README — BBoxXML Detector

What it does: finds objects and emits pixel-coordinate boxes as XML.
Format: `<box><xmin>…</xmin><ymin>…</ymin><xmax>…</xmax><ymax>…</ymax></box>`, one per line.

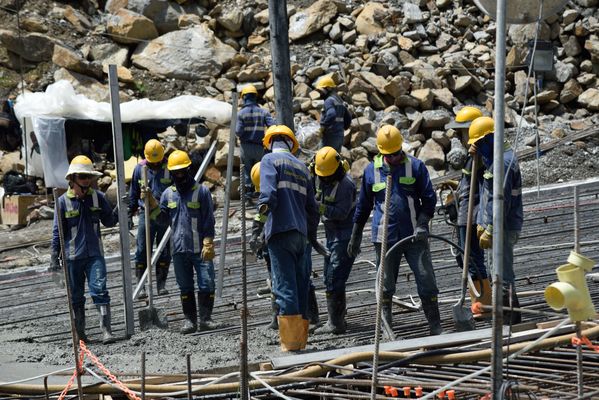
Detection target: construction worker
<box><xmin>311</xmin><ymin>147</ymin><xmax>357</xmax><ymax>334</ymax></box>
<box><xmin>468</xmin><ymin>116</ymin><xmax>524</xmax><ymax>324</ymax></box>
<box><xmin>315</xmin><ymin>76</ymin><xmax>352</xmax><ymax>152</ymax></box>
<box><xmin>51</xmin><ymin>155</ymin><xmax>118</xmax><ymax>344</ymax></box>
<box><xmin>236</xmin><ymin>84</ymin><xmax>275</xmax><ymax>199</ymax></box>
<box><xmin>149</xmin><ymin>150</ymin><xmax>218</xmax><ymax>334</ymax></box>
<box><xmin>251</xmin><ymin>125</ymin><xmax>322</xmax><ymax>351</ymax></box>
<box><xmin>442</xmin><ymin>106</ymin><xmax>491</xmax><ymax>318</ymax></box>
<box><xmin>128</xmin><ymin>139</ymin><xmax>172</xmax><ymax>297</ymax></box>
<box><xmin>348</xmin><ymin>125</ymin><xmax>442</xmax><ymax>336</ymax></box>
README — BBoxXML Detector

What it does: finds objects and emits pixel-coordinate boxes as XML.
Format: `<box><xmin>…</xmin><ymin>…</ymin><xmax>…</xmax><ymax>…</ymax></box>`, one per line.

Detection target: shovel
<box><xmin>452</xmin><ymin>155</ymin><xmax>478</xmax><ymax>332</ymax></box>
<box><xmin>138</xmin><ymin>165</ymin><xmax>169</xmax><ymax>331</ymax></box>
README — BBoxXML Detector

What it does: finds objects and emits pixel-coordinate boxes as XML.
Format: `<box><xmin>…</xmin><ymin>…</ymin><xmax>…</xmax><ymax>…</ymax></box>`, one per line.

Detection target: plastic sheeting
<box><xmin>33</xmin><ymin>117</ymin><xmax>69</xmax><ymax>189</ymax></box>
<box><xmin>14</xmin><ymin>80</ymin><xmax>232</xmax><ymax>126</ymax></box>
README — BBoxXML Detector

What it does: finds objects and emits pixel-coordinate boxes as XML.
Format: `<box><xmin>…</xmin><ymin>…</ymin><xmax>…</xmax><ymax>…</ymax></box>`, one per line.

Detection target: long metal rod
<box><xmin>52</xmin><ymin>188</ymin><xmax>84</xmax><ymax>399</ymax></box>
<box><xmin>141</xmin><ymin>352</ymin><xmax>146</xmax><ymax>400</ymax></box>
<box><xmin>216</xmin><ymin>91</ymin><xmax>238</xmax><ymax>297</ymax></box>
<box><xmin>108</xmin><ymin>64</ymin><xmax>135</xmax><ymax>337</ymax></box>
<box><xmin>187</xmin><ymin>354</ymin><xmax>192</xmax><ymax>400</ymax></box>
<box><xmin>133</xmin><ymin>141</ymin><xmax>218</xmax><ymax>299</ymax></box>
<box><xmin>239</xmin><ymin>163</ymin><xmax>249</xmax><ymax>400</ymax></box>
<box><xmin>370</xmin><ymin>174</ymin><xmax>392</xmax><ymax>400</ymax></box>
<box><xmin>142</xmin><ymin>165</ymin><xmax>155</xmax><ymax>308</ymax></box>
<box><xmin>574</xmin><ymin>186</ymin><xmax>580</xmax><ymax>253</ymax></box>
<box><xmin>574</xmin><ymin>185</ymin><xmax>584</xmax><ymax>398</ymax></box>
<box><xmin>490</xmin><ymin>0</ymin><xmax>507</xmax><ymax>393</ymax></box>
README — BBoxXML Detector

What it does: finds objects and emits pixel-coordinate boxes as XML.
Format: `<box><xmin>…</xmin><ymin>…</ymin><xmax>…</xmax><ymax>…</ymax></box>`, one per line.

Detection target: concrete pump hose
<box><xmin>3</xmin><ymin>323</ymin><xmax>598</xmax><ymax>396</ymax></box>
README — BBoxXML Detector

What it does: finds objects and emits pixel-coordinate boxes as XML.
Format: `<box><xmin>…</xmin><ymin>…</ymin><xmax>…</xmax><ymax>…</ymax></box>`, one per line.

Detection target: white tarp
<box><xmin>14</xmin><ymin>80</ymin><xmax>232</xmax><ymax>126</ymax></box>
<box><xmin>32</xmin><ymin>117</ymin><xmax>69</xmax><ymax>189</ymax></box>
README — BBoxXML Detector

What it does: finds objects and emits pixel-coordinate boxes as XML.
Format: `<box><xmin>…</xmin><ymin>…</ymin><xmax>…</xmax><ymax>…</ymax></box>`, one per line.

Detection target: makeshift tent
<box><xmin>14</xmin><ymin>81</ymin><xmax>232</xmax><ymax>188</ymax></box>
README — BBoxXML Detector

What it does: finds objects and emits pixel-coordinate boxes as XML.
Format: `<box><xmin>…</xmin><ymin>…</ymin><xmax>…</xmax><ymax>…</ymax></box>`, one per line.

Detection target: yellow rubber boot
<box><xmin>470</xmin><ymin>279</ymin><xmax>492</xmax><ymax>319</ymax></box>
<box><xmin>300</xmin><ymin>318</ymin><xmax>309</xmax><ymax>350</ymax></box>
<box><xmin>278</xmin><ymin>315</ymin><xmax>304</xmax><ymax>351</ymax></box>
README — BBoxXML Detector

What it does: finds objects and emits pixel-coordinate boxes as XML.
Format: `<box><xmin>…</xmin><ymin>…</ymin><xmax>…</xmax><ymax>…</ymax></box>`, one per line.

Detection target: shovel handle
<box><xmin>142</xmin><ymin>165</ymin><xmax>154</xmax><ymax>307</ymax></box>
<box><xmin>460</xmin><ymin>155</ymin><xmax>479</xmax><ymax>303</ymax></box>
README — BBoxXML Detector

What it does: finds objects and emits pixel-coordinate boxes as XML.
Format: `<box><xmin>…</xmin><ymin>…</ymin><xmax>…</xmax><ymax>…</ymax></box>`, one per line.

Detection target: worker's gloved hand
<box><xmin>317</xmin><ymin>201</ymin><xmax>326</xmax><ymax>216</ymax></box>
<box><xmin>468</xmin><ymin>143</ymin><xmax>478</xmax><ymax>155</ymax></box>
<box><xmin>202</xmin><ymin>237</ymin><xmax>215</xmax><ymax>261</ymax></box>
<box><xmin>479</xmin><ymin>226</ymin><xmax>493</xmax><ymax>249</ymax></box>
<box><xmin>347</xmin><ymin>223</ymin><xmax>365</xmax><ymax>258</ymax></box>
<box><xmin>249</xmin><ymin>219</ymin><xmax>265</xmax><ymax>254</ymax></box>
<box><xmin>140</xmin><ymin>186</ymin><xmax>158</xmax><ymax>209</ymax></box>
<box><xmin>440</xmin><ymin>180</ymin><xmax>459</xmax><ymax>190</ymax></box>
<box><xmin>476</xmin><ymin>224</ymin><xmax>486</xmax><ymax>240</ymax></box>
<box><xmin>309</xmin><ymin>233</ymin><xmax>330</xmax><ymax>258</ymax></box>
<box><xmin>414</xmin><ymin>214</ymin><xmax>431</xmax><ymax>241</ymax></box>
<box><xmin>49</xmin><ymin>251</ymin><xmax>61</xmax><ymax>272</ymax></box>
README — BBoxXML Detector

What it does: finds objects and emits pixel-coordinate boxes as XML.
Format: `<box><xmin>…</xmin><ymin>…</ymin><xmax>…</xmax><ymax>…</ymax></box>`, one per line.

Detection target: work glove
<box><xmin>476</xmin><ymin>224</ymin><xmax>486</xmax><ymax>240</ymax></box>
<box><xmin>347</xmin><ymin>222</ymin><xmax>365</xmax><ymax>258</ymax></box>
<box><xmin>249</xmin><ymin>219</ymin><xmax>265</xmax><ymax>254</ymax></box>
<box><xmin>439</xmin><ymin>180</ymin><xmax>459</xmax><ymax>190</ymax></box>
<box><xmin>309</xmin><ymin>232</ymin><xmax>330</xmax><ymax>257</ymax></box>
<box><xmin>414</xmin><ymin>214</ymin><xmax>431</xmax><ymax>241</ymax></box>
<box><xmin>140</xmin><ymin>186</ymin><xmax>158</xmax><ymax>210</ymax></box>
<box><xmin>49</xmin><ymin>251</ymin><xmax>61</xmax><ymax>272</ymax></box>
<box><xmin>202</xmin><ymin>237</ymin><xmax>215</xmax><ymax>261</ymax></box>
<box><xmin>127</xmin><ymin>207</ymin><xmax>135</xmax><ymax>229</ymax></box>
<box><xmin>317</xmin><ymin>200</ymin><xmax>327</xmax><ymax>216</ymax></box>
<box><xmin>479</xmin><ymin>225</ymin><xmax>493</xmax><ymax>249</ymax></box>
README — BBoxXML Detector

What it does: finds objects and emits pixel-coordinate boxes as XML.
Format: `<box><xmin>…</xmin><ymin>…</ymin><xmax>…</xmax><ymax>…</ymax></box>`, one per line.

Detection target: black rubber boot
<box><xmin>156</xmin><ymin>261</ymin><xmax>169</xmax><ymax>296</ymax></box>
<box><xmin>421</xmin><ymin>298</ymin><xmax>443</xmax><ymax>336</ymax></box>
<box><xmin>73</xmin><ymin>303</ymin><xmax>88</xmax><ymax>342</ymax></box>
<box><xmin>96</xmin><ymin>304</ymin><xmax>116</xmax><ymax>344</ymax></box>
<box><xmin>180</xmin><ymin>292</ymin><xmax>197</xmax><ymax>334</ymax></box>
<box><xmin>315</xmin><ymin>291</ymin><xmax>347</xmax><ymax>334</ymax></box>
<box><xmin>268</xmin><ymin>296</ymin><xmax>279</xmax><ymax>330</ymax></box>
<box><xmin>382</xmin><ymin>294</ymin><xmax>393</xmax><ymax>328</ymax></box>
<box><xmin>307</xmin><ymin>285</ymin><xmax>319</xmax><ymax>325</ymax></box>
<box><xmin>198</xmin><ymin>292</ymin><xmax>219</xmax><ymax>331</ymax></box>
<box><xmin>136</xmin><ymin>263</ymin><xmax>147</xmax><ymax>299</ymax></box>
<box><xmin>503</xmin><ymin>287</ymin><xmax>522</xmax><ymax>325</ymax></box>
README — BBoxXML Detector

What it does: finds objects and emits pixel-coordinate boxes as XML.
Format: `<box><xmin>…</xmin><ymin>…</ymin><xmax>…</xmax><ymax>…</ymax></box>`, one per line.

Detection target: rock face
<box><xmin>288</xmin><ymin>0</ymin><xmax>338</xmax><ymax>41</ymax></box>
<box><xmin>131</xmin><ymin>24</ymin><xmax>236</xmax><ymax>79</ymax></box>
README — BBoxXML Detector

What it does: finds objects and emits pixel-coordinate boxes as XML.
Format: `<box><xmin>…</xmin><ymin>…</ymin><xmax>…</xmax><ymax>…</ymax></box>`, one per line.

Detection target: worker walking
<box><xmin>150</xmin><ymin>150</ymin><xmax>218</xmax><ymax>334</ymax></box>
<box><xmin>348</xmin><ymin>125</ymin><xmax>442</xmax><ymax>336</ymax></box>
<box><xmin>128</xmin><ymin>139</ymin><xmax>172</xmax><ymax>297</ymax></box>
<box><xmin>51</xmin><ymin>155</ymin><xmax>118</xmax><ymax>344</ymax></box>
<box><xmin>468</xmin><ymin>116</ymin><xmax>524</xmax><ymax>324</ymax></box>
<box><xmin>251</xmin><ymin>125</ymin><xmax>322</xmax><ymax>351</ymax></box>
<box><xmin>442</xmin><ymin>107</ymin><xmax>491</xmax><ymax>318</ymax></box>
<box><xmin>311</xmin><ymin>147</ymin><xmax>357</xmax><ymax>335</ymax></box>
<box><xmin>236</xmin><ymin>84</ymin><xmax>275</xmax><ymax>200</ymax></box>
<box><xmin>315</xmin><ymin>76</ymin><xmax>352</xmax><ymax>152</ymax></box>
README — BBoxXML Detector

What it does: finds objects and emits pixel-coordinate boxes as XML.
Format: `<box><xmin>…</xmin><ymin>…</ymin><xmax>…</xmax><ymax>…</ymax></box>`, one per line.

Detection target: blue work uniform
<box><xmin>456</xmin><ymin>156</ymin><xmax>487</xmax><ymax>280</ymax></box>
<box><xmin>315</xmin><ymin>174</ymin><xmax>356</xmax><ymax>292</ymax></box>
<box><xmin>353</xmin><ymin>154</ymin><xmax>439</xmax><ymax>300</ymax></box>
<box><xmin>476</xmin><ymin>145</ymin><xmax>523</xmax><ymax>285</ymax></box>
<box><xmin>156</xmin><ymin>179</ymin><xmax>216</xmax><ymax>294</ymax></box>
<box><xmin>258</xmin><ymin>148</ymin><xmax>320</xmax><ymax>317</ymax></box>
<box><xmin>320</xmin><ymin>93</ymin><xmax>351</xmax><ymax>152</ymax></box>
<box><xmin>52</xmin><ymin>188</ymin><xmax>118</xmax><ymax>306</ymax></box>
<box><xmin>236</xmin><ymin>97</ymin><xmax>275</xmax><ymax>192</ymax></box>
<box><xmin>129</xmin><ymin>160</ymin><xmax>172</xmax><ymax>271</ymax></box>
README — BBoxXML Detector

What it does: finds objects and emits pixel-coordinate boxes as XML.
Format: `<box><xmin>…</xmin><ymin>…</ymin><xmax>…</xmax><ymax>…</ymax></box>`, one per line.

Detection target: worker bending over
<box><xmin>349</xmin><ymin>125</ymin><xmax>442</xmax><ymax>336</ymax></box>
<box><xmin>51</xmin><ymin>156</ymin><xmax>118</xmax><ymax>344</ymax></box>
<box><xmin>129</xmin><ymin>139</ymin><xmax>172</xmax><ymax>297</ymax></box>
<box><xmin>150</xmin><ymin>150</ymin><xmax>218</xmax><ymax>334</ymax></box>
<box><xmin>468</xmin><ymin>116</ymin><xmax>524</xmax><ymax>324</ymax></box>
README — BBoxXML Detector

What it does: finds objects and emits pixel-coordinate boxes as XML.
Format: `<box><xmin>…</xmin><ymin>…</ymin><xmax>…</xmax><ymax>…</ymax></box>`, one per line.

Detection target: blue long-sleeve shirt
<box><xmin>314</xmin><ymin>174</ymin><xmax>356</xmax><ymax>242</ymax></box>
<box><xmin>353</xmin><ymin>154</ymin><xmax>436</xmax><ymax>244</ymax></box>
<box><xmin>52</xmin><ymin>188</ymin><xmax>118</xmax><ymax>260</ymax></box>
<box><xmin>456</xmin><ymin>156</ymin><xmax>484</xmax><ymax>226</ymax></box>
<box><xmin>320</xmin><ymin>93</ymin><xmax>351</xmax><ymax>139</ymax></box>
<box><xmin>235</xmin><ymin>98</ymin><xmax>275</xmax><ymax>144</ymax></box>
<box><xmin>476</xmin><ymin>147</ymin><xmax>523</xmax><ymax>232</ymax></box>
<box><xmin>128</xmin><ymin>160</ymin><xmax>172</xmax><ymax>213</ymax></box>
<box><xmin>156</xmin><ymin>179</ymin><xmax>215</xmax><ymax>255</ymax></box>
<box><xmin>258</xmin><ymin>148</ymin><xmax>320</xmax><ymax>241</ymax></box>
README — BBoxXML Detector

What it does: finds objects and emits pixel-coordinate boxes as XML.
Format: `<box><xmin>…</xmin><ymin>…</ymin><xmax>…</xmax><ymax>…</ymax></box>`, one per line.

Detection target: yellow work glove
<box><xmin>479</xmin><ymin>226</ymin><xmax>492</xmax><ymax>249</ymax></box>
<box><xmin>140</xmin><ymin>186</ymin><xmax>158</xmax><ymax>210</ymax></box>
<box><xmin>476</xmin><ymin>224</ymin><xmax>486</xmax><ymax>240</ymax></box>
<box><xmin>440</xmin><ymin>180</ymin><xmax>459</xmax><ymax>190</ymax></box>
<box><xmin>202</xmin><ymin>237</ymin><xmax>215</xmax><ymax>261</ymax></box>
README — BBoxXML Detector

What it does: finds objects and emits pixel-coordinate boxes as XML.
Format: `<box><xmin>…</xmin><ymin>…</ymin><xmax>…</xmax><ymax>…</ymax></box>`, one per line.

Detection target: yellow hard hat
<box><xmin>445</xmin><ymin>106</ymin><xmax>483</xmax><ymax>129</ymax></box>
<box><xmin>251</xmin><ymin>162</ymin><xmax>261</xmax><ymax>191</ymax></box>
<box><xmin>241</xmin><ymin>84</ymin><xmax>258</xmax><ymax>97</ymax></box>
<box><xmin>262</xmin><ymin>124</ymin><xmax>299</xmax><ymax>153</ymax></box>
<box><xmin>314</xmin><ymin>146</ymin><xmax>341</xmax><ymax>177</ymax></box>
<box><xmin>144</xmin><ymin>139</ymin><xmax>165</xmax><ymax>163</ymax></box>
<box><xmin>167</xmin><ymin>150</ymin><xmax>192</xmax><ymax>171</ymax></box>
<box><xmin>316</xmin><ymin>75</ymin><xmax>336</xmax><ymax>89</ymax></box>
<box><xmin>376</xmin><ymin>125</ymin><xmax>403</xmax><ymax>155</ymax></box>
<box><xmin>65</xmin><ymin>155</ymin><xmax>102</xmax><ymax>179</ymax></box>
<box><xmin>468</xmin><ymin>116</ymin><xmax>495</xmax><ymax>145</ymax></box>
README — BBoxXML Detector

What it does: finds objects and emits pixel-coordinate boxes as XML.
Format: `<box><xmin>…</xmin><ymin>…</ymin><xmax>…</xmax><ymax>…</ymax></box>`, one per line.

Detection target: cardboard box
<box><xmin>1</xmin><ymin>195</ymin><xmax>45</xmax><ymax>225</ymax></box>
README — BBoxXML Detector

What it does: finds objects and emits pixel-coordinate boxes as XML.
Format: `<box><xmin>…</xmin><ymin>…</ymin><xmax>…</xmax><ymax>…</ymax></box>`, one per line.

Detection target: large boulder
<box><xmin>131</xmin><ymin>24</ymin><xmax>236</xmax><ymax>80</ymax></box>
<box><xmin>106</xmin><ymin>9</ymin><xmax>159</xmax><ymax>44</ymax></box>
<box><xmin>418</xmin><ymin>139</ymin><xmax>445</xmax><ymax>169</ymax></box>
<box><xmin>289</xmin><ymin>0</ymin><xmax>338</xmax><ymax>41</ymax></box>
<box><xmin>355</xmin><ymin>2</ymin><xmax>386</xmax><ymax>35</ymax></box>
<box><xmin>0</xmin><ymin>29</ymin><xmax>54</xmax><ymax>62</ymax></box>
<box><xmin>108</xmin><ymin>0</ymin><xmax>187</xmax><ymax>34</ymax></box>
<box><xmin>578</xmin><ymin>89</ymin><xmax>599</xmax><ymax>111</ymax></box>
<box><xmin>89</xmin><ymin>43</ymin><xmax>130</xmax><ymax>67</ymax></box>
<box><xmin>52</xmin><ymin>44</ymin><xmax>103</xmax><ymax>79</ymax></box>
